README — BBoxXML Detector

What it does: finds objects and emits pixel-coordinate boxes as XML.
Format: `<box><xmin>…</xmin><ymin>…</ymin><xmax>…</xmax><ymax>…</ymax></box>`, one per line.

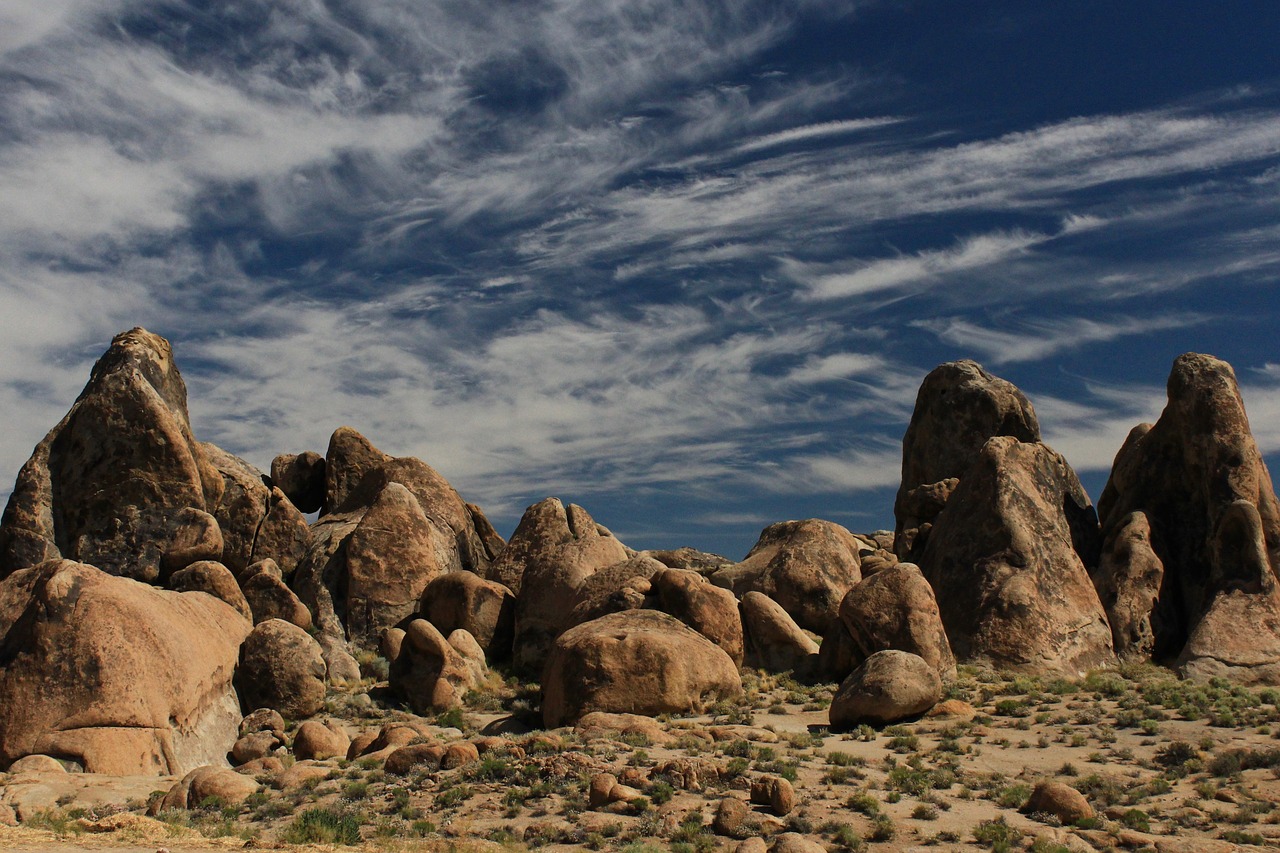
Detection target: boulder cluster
<box><xmin>1</xmin><ymin>329</ymin><xmax>1277</xmax><ymax>780</ymax></box>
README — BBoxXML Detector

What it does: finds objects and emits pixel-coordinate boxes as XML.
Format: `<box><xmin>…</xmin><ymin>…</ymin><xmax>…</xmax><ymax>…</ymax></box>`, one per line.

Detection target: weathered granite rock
<box><xmin>542</xmin><ymin>610</ymin><xmax>741</xmax><ymax>727</ymax></box>
<box><xmin>894</xmin><ymin>360</ymin><xmax>1040</xmax><ymax>561</ymax></box>
<box><xmin>234</xmin><ymin>619</ymin><xmax>327</xmax><ymax>719</ymax></box>
<box><xmin>168</xmin><ymin>560</ymin><xmax>250</xmax><ymax>621</ymax></box>
<box><xmin>740</xmin><ymin>591</ymin><xmax>819</xmax><ymax>673</ymax></box>
<box><xmin>270</xmin><ymin>451</ymin><xmax>326</xmax><ymax>514</ymax></box>
<box><xmin>829</xmin><ymin>650</ymin><xmax>941</xmax><ymax>727</ymax></box>
<box><xmin>241</xmin><ymin>560</ymin><xmax>312</xmax><ymax>629</ymax></box>
<box><xmin>388</xmin><ymin>618</ymin><xmax>484</xmax><ymax>714</ymax></box>
<box><xmin>0</xmin><ymin>560</ymin><xmax>249</xmax><ymax>774</ymax></box>
<box><xmin>419</xmin><ymin>571</ymin><xmax>516</xmax><ymax>658</ymax></box>
<box><xmin>710</xmin><ymin>519</ymin><xmax>866</xmax><ymax>634</ymax></box>
<box><xmin>500</xmin><ymin>498</ymin><xmax>630</xmax><ymax>671</ymax></box>
<box><xmin>1095</xmin><ymin>354</ymin><xmax>1280</xmax><ymax>682</ymax></box>
<box><xmin>919</xmin><ymin>436</ymin><xmax>1115</xmax><ymax>676</ymax></box>
<box><xmin>200</xmin><ymin>443</ymin><xmax>309</xmax><ymax>579</ymax></box>
<box><xmin>838</xmin><ymin>562</ymin><xmax>955</xmax><ymax>679</ymax></box>
<box><xmin>567</xmin><ymin>555</ymin><xmax>660</xmax><ymax>627</ymax></box>
<box><xmin>653</xmin><ymin>567</ymin><xmax>744</xmax><ymax>666</ymax></box>
<box><xmin>0</xmin><ymin>328</ymin><xmax>222</xmax><ymax>581</ymax></box>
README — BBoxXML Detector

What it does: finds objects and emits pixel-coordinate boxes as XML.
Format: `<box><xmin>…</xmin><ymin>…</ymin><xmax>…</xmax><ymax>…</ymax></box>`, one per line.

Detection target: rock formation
<box><xmin>829</xmin><ymin>649</ymin><xmax>941</xmax><ymax>728</ymax></box>
<box><xmin>1095</xmin><ymin>353</ymin><xmax>1280</xmax><ymax>682</ymax></box>
<box><xmin>542</xmin><ymin>610</ymin><xmax>741</xmax><ymax>727</ymax></box>
<box><xmin>918</xmin><ymin>436</ymin><xmax>1115</xmax><ymax>675</ymax></box>
<box><xmin>709</xmin><ymin>519</ymin><xmax>867</xmax><ymax>634</ymax></box>
<box><xmin>235</xmin><ymin>619</ymin><xmax>328</xmax><ymax>720</ymax></box>
<box><xmin>494</xmin><ymin>498</ymin><xmax>629</xmax><ymax>671</ymax></box>
<box><xmin>838</xmin><ymin>562</ymin><xmax>955</xmax><ymax>679</ymax></box>
<box><xmin>0</xmin><ymin>329</ymin><xmax>223</xmax><ymax>581</ymax></box>
<box><xmin>894</xmin><ymin>360</ymin><xmax>1040</xmax><ymax>561</ymax></box>
<box><xmin>419</xmin><ymin>570</ymin><xmax>516</xmax><ymax>658</ymax></box>
<box><xmin>0</xmin><ymin>560</ymin><xmax>249</xmax><ymax>774</ymax></box>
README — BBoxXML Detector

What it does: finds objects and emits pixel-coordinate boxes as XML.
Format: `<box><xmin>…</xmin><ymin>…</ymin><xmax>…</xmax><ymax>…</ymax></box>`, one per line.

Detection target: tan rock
<box><xmin>292</xmin><ymin>719</ymin><xmax>350</xmax><ymax>761</ymax></box>
<box><xmin>542</xmin><ymin>610</ymin><xmax>742</xmax><ymax>727</ymax></box>
<box><xmin>740</xmin><ymin>591</ymin><xmax>819</xmax><ymax>673</ymax></box>
<box><xmin>1022</xmin><ymin>779</ymin><xmax>1094</xmax><ymax>824</ymax></box>
<box><xmin>239</xmin><ymin>708</ymin><xmax>285</xmax><ymax>740</ymax></box>
<box><xmin>345</xmin><ymin>481</ymin><xmax>458</xmax><ymax>647</ymax></box>
<box><xmin>241</xmin><ymin>561</ymin><xmax>312</xmax><ymax>630</ymax></box>
<box><xmin>389</xmin><ymin>618</ymin><xmax>481</xmax><ymax>713</ymax></box>
<box><xmin>385</xmin><ymin>742</ymin><xmax>445</xmax><ymax>775</ymax></box>
<box><xmin>736</xmin><ymin>838</ymin><xmax>768</xmax><ymax>853</ymax></box>
<box><xmin>589</xmin><ymin>772</ymin><xmax>619</xmax><ymax>808</ymax></box>
<box><xmin>502</xmin><ymin>498</ymin><xmax>630</xmax><ymax>671</ymax></box>
<box><xmin>276</xmin><ymin>760</ymin><xmax>330</xmax><ymax>791</ymax></box>
<box><xmin>712</xmin><ymin>796</ymin><xmax>749</xmax><ymax>836</ymax></box>
<box><xmin>769</xmin><ymin>833</ymin><xmax>824</xmax><ymax>853</ymax></box>
<box><xmin>894</xmin><ymin>360</ymin><xmax>1040</xmax><ymax>561</ymax></box>
<box><xmin>161</xmin><ymin>507</ymin><xmax>223</xmax><ymax>576</ymax></box>
<box><xmin>919</xmin><ymin>437</ymin><xmax>1115</xmax><ymax>676</ymax></box>
<box><xmin>381</xmin><ymin>626</ymin><xmax>406</xmax><ymax>661</ymax></box>
<box><xmin>575</xmin><ymin>712</ymin><xmax>672</xmax><ymax>746</ymax></box>
<box><xmin>644</xmin><ymin>547</ymin><xmax>734</xmax><ymax>574</ymax></box>
<box><xmin>235</xmin><ymin>619</ymin><xmax>327</xmax><ymax>719</ymax></box>
<box><xmin>442</xmin><ymin>741</ymin><xmax>479</xmax><ymax>770</ymax></box>
<box><xmin>653</xmin><ymin>567</ymin><xmax>745</xmax><ymax>666</ymax></box>
<box><xmin>229</xmin><ymin>731</ymin><xmax>280</xmax><ymax>765</ymax></box>
<box><xmin>161</xmin><ymin>765</ymin><xmax>259</xmax><ymax>810</ymax></box>
<box><xmin>711</xmin><ymin>519</ymin><xmax>865</xmax><ymax>633</ymax></box>
<box><xmin>567</xmin><ymin>556</ymin><xmax>658</xmax><ymax>627</ymax></box>
<box><xmin>0</xmin><ymin>560</ymin><xmax>249</xmax><ymax>775</ymax></box>
<box><xmin>201</xmin><ymin>443</ymin><xmax>309</xmax><ymax>578</ymax></box>
<box><xmin>829</xmin><ymin>649</ymin><xmax>941</xmax><ymax>728</ymax></box>
<box><xmin>419</xmin><ymin>570</ymin><xmax>516</xmax><ymax>657</ymax></box>
<box><xmin>750</xmin><ymin>775</ymin><xmax>796</xmax><ymax>816</ymax></box>
<box><xmin>169</xmin><ymin>560</ymin><xmax>250</xmax><ymax>621</ymax></box>
<box><xmin>1096</xmin><ymin>354</ymin><xmax>1280</xmax><ymax>681</ymax></box>
<box><xmin>838</xmin><ymin>562</ymin><xmax>955</xmax><ymax>679</ymax></box>
<box><xmin>7</xmin><ymin>754</ymin><xmax>66</xmax><ymax>774</ymax></box>
<box><xmin>271</xmin><ymin>451</ymin><xmax>326</xmax><ymax>514</ymax></box>
<box><xmin>0</xmin><ymin>328</ymin><xmax>222</xmax><ymax>581</ymax></box>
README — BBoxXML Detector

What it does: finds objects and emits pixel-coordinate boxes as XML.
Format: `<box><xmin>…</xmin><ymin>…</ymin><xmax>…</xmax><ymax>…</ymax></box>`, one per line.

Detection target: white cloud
<box><xmin>915</xmin><ymin>313</ymin><xmax>1208</xmax><ymax>365</ymax></box>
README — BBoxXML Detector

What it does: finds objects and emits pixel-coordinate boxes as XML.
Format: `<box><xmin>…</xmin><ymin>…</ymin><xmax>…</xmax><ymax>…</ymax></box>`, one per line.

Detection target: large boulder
<box><xmin>829</xmin><ymin>650</ymin><xmax>941</xmax><ymax>728</ymax></box>
<box><xmin>919</xmin><ymin>436</ymin><xmax>1115</xmax><ymax>675</ymax></box>
<box><xmin>168</xmin><ymin>560</ymin><xmax>251</xmax><ymax>621</ymax></box>
<box><xmin>542</xmin><ymin>610</ymin><xmax>742</xmax><ymax>728</ymax></box>
<box><xmin>418</xmin><ymin>571</ymin><xmax>516</xmax><ymax>658</ymax></box>
<box><xmin>498</xmin><ymin>498</ymin><xmax>630</xmax><ymax>671</ymax></box>
<box><xmin>270</xmin><ymin>451</ymin><xmax>326</xmax><ymax>514</ymax></box>
<box><xmin>740</xmin><ymin>591</ymin><xmax>819</xmax><ymax>673</ymax></box>
<box><xmin>894</xmin><ymin>360</ymin><xmax>1040</xmax><ymax>561</ymax></box>
<box><xmin>344</xmin><ymin>482</ymin><xmax>458</xmax><ymax>646</ymax></box>
<box><xmin>235</xmin><ymin>619</ymin><xmax>327</xmax><ymax>720</ymax></box>
<box><xmin>838</xmin><ymin>562</ymin><xmax>955</xmax><ymax>679</ymax></box>
<box><xmin>0</xmin><ymin>560</ymin><xmax>250</xmax><ymax>774</ymax></box>
<box><xmin>652</xmin><ymin>567</ymin><xmax>744</xmax><ymax>666</ymax></box>
<box><xmin>241</xmin><ymin>560</ymin><xmax>312</xmax><ymax>630</ymax></box>
<box><xmin>1095</xmin><ymin>354</ymin><xmax>1280</xmax><ymax>682</ymax></box>
<box><xmin>200</xmin><ymin>443</ymin><xmax>310</xmax><ymax>579</ymax></box>
<box><xmin>709</xmin><ymin>519</ymin><xmax>867</xmax><ymax>634</ymax></box>
<box><xmin>388</xmin><ymin>618</ymin><xmax>485</xmax><ymax>713</ymax></box>
<box><xmin>0</xmin><ymin>328</ymin><xmax>223</xmax><ymax>581</ymax></box>
<box><xmin>292</xmin><ymin>427</ymin><xmax>502</xmax><ymax>662</ymax></box>
<box><xmin>567</xmin><ymin>555</ymin><xmax>662</xmax><ymax>627</ymax></box>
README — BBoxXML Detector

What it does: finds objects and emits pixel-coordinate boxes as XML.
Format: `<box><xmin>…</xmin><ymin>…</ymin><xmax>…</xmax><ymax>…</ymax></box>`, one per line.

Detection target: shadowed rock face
<box><xmin>0</xmin><ymin>329</ymin><xmax>223</xmax><ymax>582</ymax></box>
<box><xmin>894</xmin><ymin>360</ymin><xmax>1040</xmax><ymax>562</ymax></box>
<box><xmin>1095</xmin><ymin>353</ymin><xmax>1280</xmax><ymax>682</ymax></box>
<box><xmin>0</xmin><ymin>560</ymin><xmax>250</xmax><ymax>775</ymax></box>
<box><xmin>919</xmin><ymin>436</ymin><xmax>1114</xmax><ymax>676</ymax></box>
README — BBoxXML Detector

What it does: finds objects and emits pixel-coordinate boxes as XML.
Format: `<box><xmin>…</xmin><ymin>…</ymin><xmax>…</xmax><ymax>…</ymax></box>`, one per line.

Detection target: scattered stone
<box><xmin>713</xmin><ymin>796</ymin><xmax>749</xmax><ymax>835</ymax></box>
<box><xmin>442</xmin><ymin>741</ymin><xmax>480</xmax><ymax>770</ymax></box>
<box><xmin>750</xmin><ymin>775</ymin><xmax>796</xmax><ymax>816</ymax></box>
<box><xmin>384</xmin><ymin>743</ymin><xmax>445</xmax><ymax>775</ymax></box>
<box><xmin>1022</xmin><ymin>780</ymin><xmax>1094</xmax><ymax>824</ymax></box>
<box><xmin>292</xmin><ymin>720</ymin><xmax>350</xmax><ymax>761</ymax></box>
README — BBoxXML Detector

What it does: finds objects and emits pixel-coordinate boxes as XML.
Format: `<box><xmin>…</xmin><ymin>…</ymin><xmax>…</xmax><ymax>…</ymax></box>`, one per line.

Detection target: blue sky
<box><xmin>2</xmin><ymin>0</ymin><xmax>1279</xmax><ymax>558</ymax></box>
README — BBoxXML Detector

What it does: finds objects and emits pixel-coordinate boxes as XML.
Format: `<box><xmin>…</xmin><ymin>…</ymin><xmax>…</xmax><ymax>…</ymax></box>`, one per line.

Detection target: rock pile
<box><xmin>1</xmin><ymin>328</ymin><xmax>1278</xmax><ymax>781</ymax></box>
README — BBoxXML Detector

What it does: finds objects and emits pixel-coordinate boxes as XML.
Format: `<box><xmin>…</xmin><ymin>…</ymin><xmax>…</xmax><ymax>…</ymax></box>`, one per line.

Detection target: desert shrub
<box><xmin>282</xmin><ymin>808</ymin><xmax>361</xmax><ymax>846</ymax></box>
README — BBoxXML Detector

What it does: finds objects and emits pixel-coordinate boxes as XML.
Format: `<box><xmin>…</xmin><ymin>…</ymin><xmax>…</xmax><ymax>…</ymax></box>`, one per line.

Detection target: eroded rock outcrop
<box><xmin>234</xmin><ymin>619</ymin><xmax>327</xmax><ymax>720</ymax></box>
<box><xmin>1095</xmin><ymin>354</ymin><xmax>1280</xmax><ymax>681</ymax></box>
<box><xmin>919</xmin><ymin>436</ymin><xmax>1114</xmax><ymax>675</ymax></box>
<box><xmin>419</xmin><ymin>570</ymin><xmax>516</xmax><ymax>658</ymax></box>
<box><xmin>894</xmin><ymin>360</ymin><xmax>1040</xmax><ymax>561</ymax></box>
<box><xmin>388</xmin><ymin>619</ymin><xmax>486</xmax><ymax>714</ymax></box>
<box><xmin>838</xmin><ymin>562</ymin><xmax>955</xmax><ymax>679</ymax></box>
<box><xmin>542</xmin><ymin>610</ymin><xmax>741</xmax><ymax>727</ymax></box>
<box><xmin>709</xmin><ymin>519</ymin><xmax>866</xmax><ymax>634</ymax></box>
<box><xmin>495</xmin><ymin>498</ymin><xmax>630</xmax><ymax>671</ymax></box>
<box><xmin>0</xmin><ymin>329</ymin><xmax>223</xmax><ymax>581</ymax></box>
<box><xmin>0</xmin><ymin>560</ymin><xmax>250</xmax><ymax>774</ymax></box>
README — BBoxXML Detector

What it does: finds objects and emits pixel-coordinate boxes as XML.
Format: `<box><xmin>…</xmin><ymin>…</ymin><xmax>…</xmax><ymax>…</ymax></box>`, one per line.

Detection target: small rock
<box><xmin>713</xmin><ymin>797</ymin><xmax>748</xmax><ymax>836</ymax></box>
<box><xmin>1022</xmin><ymin>780</ymin><xmax>1093</xmax><ymax>824</ymax></box>
<box><xmin>750</xmin><ymin>775</ymin><xmax>796</xmax><ymax>816</ymax></box>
